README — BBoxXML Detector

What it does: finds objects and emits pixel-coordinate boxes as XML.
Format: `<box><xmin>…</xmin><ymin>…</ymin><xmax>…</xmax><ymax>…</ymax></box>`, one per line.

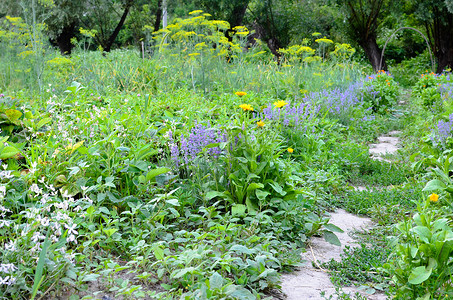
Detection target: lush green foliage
<box><xmin>0</xmin><ymin>8</ymin><xmax>452</xmax><ymax>300</ymax></box>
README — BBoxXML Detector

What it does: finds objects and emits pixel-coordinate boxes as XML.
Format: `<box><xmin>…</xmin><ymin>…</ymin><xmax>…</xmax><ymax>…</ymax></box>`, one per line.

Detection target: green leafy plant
<box><xmin>384</xmin><ymin>196</ymin><xmax>453</xmax><ymax>299</ymax></box>
<box><xmin>360</xmin><ymin>71</ymin><xmax>400</xmax><ymax>114</ymax></box>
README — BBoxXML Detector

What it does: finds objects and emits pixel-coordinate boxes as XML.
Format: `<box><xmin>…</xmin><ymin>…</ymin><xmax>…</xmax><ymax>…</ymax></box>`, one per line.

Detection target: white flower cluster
<box><xmin>0</xmin><ymin>263</ymin><xmax>17</xmax><ymax>285</ymax></box>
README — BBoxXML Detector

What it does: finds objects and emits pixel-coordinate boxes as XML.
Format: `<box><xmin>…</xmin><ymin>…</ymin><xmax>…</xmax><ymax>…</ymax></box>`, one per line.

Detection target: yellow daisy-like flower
<box><xmin>257</xmin><ymin>120</ymin><xmax>265</xmax><ymax>127</ymax></box>
<box><xmin>273</xmin><ymin>100</ymin><xmax>288</xmax><ymax>108</ymax></box>
<box><xmin>239</xmin><ymin>104</ymin><xmax>253</xmax><ymax>111</ymax></box>
<box><xmin>429</xmin><ymin>193</ymin><xmax>439</xmax><ymax>203</ymax></box>
<box><xmin>287</xmin><ymin>148</ymin><xmax>294</xmax><ymax>153</ymax></box>
<box><xmin>235</xmin><ymin>91</ymin><xmax>247</xmax><ymax>97</ymax></box>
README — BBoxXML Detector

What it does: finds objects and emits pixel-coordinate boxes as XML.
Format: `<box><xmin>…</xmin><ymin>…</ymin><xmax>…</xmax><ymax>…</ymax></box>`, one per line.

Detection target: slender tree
<box><xmin>81</xmin><ymin>0</ymin><xmax>135</xmax><ymax>52</ymax></box>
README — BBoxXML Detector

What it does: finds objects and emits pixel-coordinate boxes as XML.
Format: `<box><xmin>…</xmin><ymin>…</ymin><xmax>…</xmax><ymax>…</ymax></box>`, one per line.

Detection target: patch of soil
<box><xmin>369</xmin><ymin>131</ymin><xmax>401</xmax><ymax>160</ymax></box>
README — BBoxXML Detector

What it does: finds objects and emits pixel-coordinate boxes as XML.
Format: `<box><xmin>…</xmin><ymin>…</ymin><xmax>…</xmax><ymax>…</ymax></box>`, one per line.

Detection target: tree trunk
<box><xmin>252</xmin><ymin>21</ymin><xmax>282</xmax><ymax>59</ymax></box>
<box><xmin>437</xmin><ymin>46</ymin><xmax>453</xmax><ymax>73</ymax></box>
<box><xmin>154</xmin><ymin>0</ymin><xmax>163</xmax><ymax>32</ymax></box>
<box><xmin>434</xmin><ymin>14</ymin><xmax>453</xmax><ymax>73</ymax></box>
<box><xmin>104</xmin><ymin>0</ymin><xmax>133</xmax><ymax>52</ymax></box>
<box><xmin>56</xmin><ymin>22</ymin><xmax>77</xmax><ymax>55</ymax></box>
<box><xmin>360</xmin><ymin>36</ymin><xmax>386</xmax><ymax>72</ymax></box>
<box><xmin>225</xmin><ymin>1</ymin><xmax>250</xmax><ymax>41</ymax></box>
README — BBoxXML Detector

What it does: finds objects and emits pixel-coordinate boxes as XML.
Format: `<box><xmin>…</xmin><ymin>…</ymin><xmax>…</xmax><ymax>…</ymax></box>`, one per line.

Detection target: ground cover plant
<box><xmin>0</xmin><ymin>7</ymin><xmax>453</xmax><ymax>300</ymax></box>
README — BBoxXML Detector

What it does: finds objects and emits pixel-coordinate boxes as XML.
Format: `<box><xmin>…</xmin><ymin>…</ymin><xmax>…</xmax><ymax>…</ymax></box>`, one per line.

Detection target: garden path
<box><xmin>281</xmin><ymin>130</ymin><xmax>402</xmax><ymax>299</ymax></box>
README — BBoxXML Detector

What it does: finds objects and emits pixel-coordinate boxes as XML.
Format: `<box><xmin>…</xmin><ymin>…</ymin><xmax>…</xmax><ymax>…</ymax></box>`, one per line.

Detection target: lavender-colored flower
<box><xmin>431</xmin><ymin>113</ymin><xmax>453</xmax><ymax>149</ymax></box>
<box><xmin>172</xmin><ymin>122</ymin><xmax>227</xmax><ymax>168</ymax></box>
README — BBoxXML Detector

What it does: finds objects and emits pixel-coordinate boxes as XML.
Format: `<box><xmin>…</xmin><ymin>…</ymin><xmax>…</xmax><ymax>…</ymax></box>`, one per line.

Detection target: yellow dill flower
<box><xmin>257</xmin><ymin>120</ymin><xmax>265</xmax><ymax>127</ymax></box>
<box><xmin>189</xmin><ymin>10</ymin><xmax>203</xmax><ymax>15</ymax></box>
<box><xmin>235</xmin><ymin>91</ymin><xmax>247</xmax><ymax>97</ymax></box>
<box><xmin>429</xmin><ymin>193</ymin><xmax>439</xmax><ymax>202</ymax></box>
<box><xmin>287</xmin><ymin>148</ymin><xmax>294</xmax><ymax>153</ymax></box>
<box><xmin>239</xmin><ymin>104</ymin><xmax>253</xmax><ymax>111</ymax></box>
<box><xmin>273</xmin><ymin>100</ymin><xmax>288</xmax><ymax>108</ymax></box>
<box><xmin>315</xmin><ymin>37</ymin><xmax>334</xmax><ymax>44</ymax></box>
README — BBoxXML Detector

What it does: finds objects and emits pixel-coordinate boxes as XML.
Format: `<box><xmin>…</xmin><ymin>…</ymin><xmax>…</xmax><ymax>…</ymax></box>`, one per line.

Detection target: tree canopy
<box><xmin>1</xmin><ymin>0</ymin><xmax>452</xmax><ymax>71</ymax></box>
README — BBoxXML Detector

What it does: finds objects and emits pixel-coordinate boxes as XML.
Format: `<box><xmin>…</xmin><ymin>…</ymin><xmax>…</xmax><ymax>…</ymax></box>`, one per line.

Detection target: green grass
<box><xmin>321</xmin><ymin>243</ymin><xmax>391</xmax><ymax>287</ymax></box>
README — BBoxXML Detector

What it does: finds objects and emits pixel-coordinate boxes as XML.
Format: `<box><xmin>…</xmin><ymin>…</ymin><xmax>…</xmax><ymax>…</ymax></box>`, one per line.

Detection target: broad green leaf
<box><xmin>204</xmin><ymin>142</ymin><xmax>220</xmax><ymax>149</ymax></box>
<box><xmin>76</xmin><ymin>146</ymin><xmax>88</xmax><ymax>155</ymax></box>
<box><xmin>166</xmin><ymin>199</ymin><xmax>179</xmax><ymax>206</ymax></box>
<box><xmin>432</xmin><ymin>218</ymin><xmax>449</xmax><ymax>231</ymax></box>
<box><xmin>5</xmin><ymin>109</ymin><xmax>22</xmax><ymax>123</ymax></box>
<box><xmin>81</xmin><ymin>274</ymin><xmax>100</xmax><ymax>282</ymax></box>
<box><xmin>171</xmin><ymin>267</ymin><xmax>195</xmax><ymax>279</ymax></box>
<box><xmin>168</xmin><ymin>207</ymin><xmax>180</xmax><ymax>217</ymax></box>
<box><xmin>66</xmin><ymin>140</ymin><xmax>85</xmax><ymax>155</ymax></box>
<box><xmin>205</xmin><ymin>191</ymin><xmax>225</xmax><ymax>201</ymax></box>
<box><xmin>412</xmin><ymin>226</ymin><xmax>432</xmax><ymax>244</ymax></box>
<box><xmin>269</xmin><ymin>181</ymin><xmax>286</xmax><ymax>196</ymax></box>
<box><xmin>209</xmin><ymin>272</ymin><xmax>224</xmax><ymax>289</ymax></box>
<box><xmin>131</xmin><ymin>161</ymin><xmax>148</xmax><ymax>172</ymax></box>
<box><xmin>103</xmin><ymin>228</ymin><xmax>118</xmax><ymax>238</ymax></box>
<box><xmin>408</xmin><ymin>266</ymin><xmax>432</xmax><ymax>284</ymax></box>
<box><xmin>116</xmin><ymin>146</ymin><xmax>130</xmax><ymax>152</ymax></box>
<box><xmin>136</xmin><ymin>148</ymin><xmax>158</xmax><ymax>160</ymax></box>
<box><xmin>152</xmin><ymin>245</ymin><xmax>164</xmax><ymax>260</ymax></box>
<box><xmin>410</xmin><ymin>246</ymin><xmax>418</xmax><ymax>258</ymax></box>
<box><xmin>423</xmin><ymin>179</ymin><xmax>446</xmax><ymax>191</ymax></box>
<box><xmin>230</xmin><ymin>287</ymin><xmax>255</xmax><ymax>300</ymax></box>
<box><xmin>324</xmin><ymin>223</ymin><xmax>344</xmax><ymax>233</ymax></box>
<box><xmin>230</xmin><ymin>245</ymin><xmax>254</xmax><ymax>255</ymax></box>
<box><xmin>231</xmin><ymin>204</ymin><xmax>246</xmax><ymax>216</ymax></box>
<box><xmin>25</xmin><ymin>111</ymin><xmax>33</xmax><ymax>119</ymax></box>
<box><xmin>254</xmin><ymin>161</ymin><xmax>267</xmax><ymax>175</ymax></box>
<box><xmin>324</xmin><ymin>231</ymin><xmax>341</xmax><ymax>246</ymax></box>
<box><xmin>98</xmin><ymin>207</ymin><xmax>110</xmax><ymax>215</ymax></box>
<box><xmin>417</xmin><ymin>293</ymin><xmax>431</xmax><ymax>300</ymax></box>
<box><xmin>255</xmin><ymin>189</ymin><xmax>270</xmax><ymax>201</ymax></box>
<box><xmin>86</xmin><ymin>206</ymin><xmax>95</xmax><ymax>215</ymax></box>
<box><xmin>36</xmin><ymin>117</ymin><xmax>51</xmax><ymax>129</ymax></box>
<box><xmin>246</xmin><ymin>173</ymin><xmax>260</xmax><ymax>181</ymax></box>
<box><xmin>245</xmin><ymin>197</ymin><xmax>258</xmax><ymax>211</ymax></box>
<box><xmin>246</xmin><ymin>182</ymin><xmax>264</xmax><ymax>193</ymax></box>
<box><xmin>236</xmin><ymin>157</ymin><xmax>248</xmax><ymax>163</ymax></box>
<box><xmin>438</xmin><ymin>240</ymin><xmax>453</xmax><ymax>264</ymax></box>
<box><xmin>146</xmin><ymin>167</ymin><xmax>170</xmax><ymax>182</ymax></box>
<box><xmin>0</xmin><ymin>146</ymin><xmax>19</xmax><ymax>159</ymax></box>
<box><xmin>60</xmin><ymin>184</ymin><xmax>79</xmax><ymax>197</ymax></box>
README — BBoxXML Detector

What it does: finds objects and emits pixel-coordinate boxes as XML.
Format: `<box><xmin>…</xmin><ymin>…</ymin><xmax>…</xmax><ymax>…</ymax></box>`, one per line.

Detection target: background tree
<box><xmin>247</xmin><ymin>0</ymin><xmax>292</xmax><ymax>57</ymax></box>
<box><xmin>285</xmin><ymin>0</ymin><xmax>340</xmax><ymax>45</ymax></box>
<box><xmin>46</xmin><ymin>0</ymin><xmax>87</xmax><ymax>55</ymax></box>
<box><xmin>119</xmin><ymin>1</ymin><xmax>162</xmax><ymax>47</ymax></box>
<box><xmin>80</xmin><ymin>0</ymin><xmax>134</xmax><ymax>52</ymax></box>
<box><xmin>410</xmin><ymin>0</ymin><xmax>453</xmax><ymax>72</ymax></box>
<box><xmin>337</xmin><ymin>0</ymin><xmax>390</xmax><ymax>72</ymax></box>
